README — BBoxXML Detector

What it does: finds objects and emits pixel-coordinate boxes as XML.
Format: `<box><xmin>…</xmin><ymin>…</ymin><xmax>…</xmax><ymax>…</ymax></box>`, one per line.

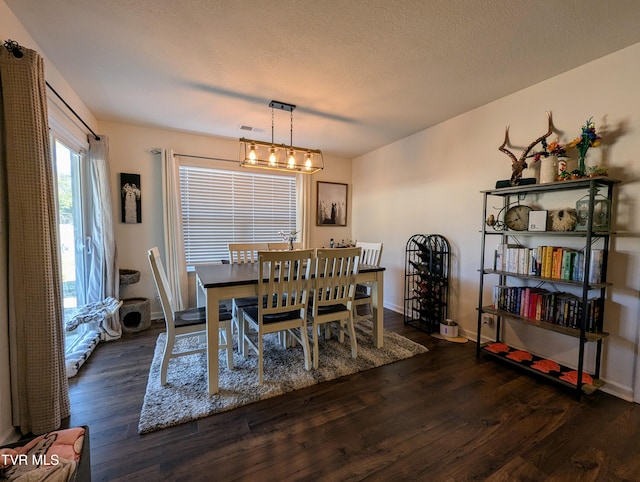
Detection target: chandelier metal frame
<box><xmin>239</xmin><ymin>100</ymin><xmax>323</xmax><ymax>174</ymax></box>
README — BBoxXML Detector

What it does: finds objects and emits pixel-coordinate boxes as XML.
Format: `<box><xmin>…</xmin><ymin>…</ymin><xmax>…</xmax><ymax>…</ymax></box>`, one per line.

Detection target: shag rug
<box><xmin>138</xmin><ymin>320</ymin><xmax>427</xmax><ymax>434</ymax></box>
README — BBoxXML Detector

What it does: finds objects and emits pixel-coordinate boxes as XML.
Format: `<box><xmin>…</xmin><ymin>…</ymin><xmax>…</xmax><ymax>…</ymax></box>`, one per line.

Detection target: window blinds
<box><xmin>179</xmin><ymin>166</ymin><xmax>297</xmax><ymax>265</ymax></box>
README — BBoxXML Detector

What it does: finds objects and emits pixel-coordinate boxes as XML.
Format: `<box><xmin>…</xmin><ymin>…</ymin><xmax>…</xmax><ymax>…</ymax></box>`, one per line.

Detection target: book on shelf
<box><xmin>551</xmin><ymin>247</ymin><xmax>563</xmax><ymax>279</ymax></box>
<box><xmin>542</xmin><ymin>246</ymin><xmax>553</xmax><ymax>278</ymax></box>
<box><xmin>589</xmin><ymin>249</ymin><xmax>604</xmax><ymax>284</ymax></box>
<box><xmin>561</xmin><ymin>249</ymin><xmax>579</xmax><ymax>281</ymax></box>
<box><xmin>490</xmin><ymin>284</ymin><xmax>603</xmax><ymax>332</ymax></box>
<box><xmin>493</xmin><ymin>243</ymin><xmax>603</xmax><ymax>285</ymax></box>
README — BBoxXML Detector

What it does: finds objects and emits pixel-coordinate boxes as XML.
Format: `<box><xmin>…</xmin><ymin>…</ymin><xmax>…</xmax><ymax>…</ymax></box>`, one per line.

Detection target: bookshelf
<box><xmin>476</xmin><ymin>177</ymin><xmax>620</xmax><ymax>398</ymax></box>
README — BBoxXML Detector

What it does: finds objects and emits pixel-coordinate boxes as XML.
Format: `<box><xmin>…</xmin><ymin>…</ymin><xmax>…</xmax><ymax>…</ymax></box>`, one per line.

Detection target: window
<box><xmin>179</xmin><ymin>166</ymin><xmax>297</xmax><ymax>265</ymax></box>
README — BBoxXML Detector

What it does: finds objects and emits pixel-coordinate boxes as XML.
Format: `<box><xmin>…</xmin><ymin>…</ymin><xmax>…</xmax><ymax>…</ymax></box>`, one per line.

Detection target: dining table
<box><xmin>195</xmin><ymin>262</ymin><xmax>386</xmax><ymax>395</ymax></box>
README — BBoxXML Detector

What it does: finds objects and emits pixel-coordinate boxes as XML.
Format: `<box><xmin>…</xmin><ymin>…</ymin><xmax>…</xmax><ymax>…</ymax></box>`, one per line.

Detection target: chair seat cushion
<box><xmin>243</xmin><ymin>305</ymin><xmax>302</xmax><ymax>324</ymax></box>
<box><xmin>233</xmin><ymin>296</ymin><xmax>259</xmax><ymax>308</ymax></box>
<box><xmin>354</xmin><ymin>290</ymin><xmax>370</xmax><ymax>300</ymax></box>
<box><xmin>355</xmin><ymin>284</ymin><xmax>370</xmax><ymax>298</ymax></box>
<box><xmin>308</xmin><ymin>299</ymin><xmax>349</xmax><ymax>315</ymax></box>
<box><xmin>175</xmin><ymin>305</ymin><xmax>232</xmax><ymax>328</ymax></box>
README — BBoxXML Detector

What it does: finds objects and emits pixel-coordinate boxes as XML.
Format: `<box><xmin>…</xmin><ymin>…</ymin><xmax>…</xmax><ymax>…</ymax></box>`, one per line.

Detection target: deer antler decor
<box><xmin>499</xmin><ymin>112</ymin><xmax>554</xmax><ymax>185</ymax></box>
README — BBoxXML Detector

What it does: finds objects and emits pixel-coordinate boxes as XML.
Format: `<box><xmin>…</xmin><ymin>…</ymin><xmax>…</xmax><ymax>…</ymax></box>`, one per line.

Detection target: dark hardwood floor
<box><xmin>63</xmin><ymin>310</ymin><xmax>640</xmax><ymax>481</ymax></box>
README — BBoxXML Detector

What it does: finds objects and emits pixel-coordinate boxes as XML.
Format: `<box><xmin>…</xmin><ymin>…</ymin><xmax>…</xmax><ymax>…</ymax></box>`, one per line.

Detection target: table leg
<box><xmin>206</xmin><ymin>287</ymin><xmax>220</xmax><ymax>395</ymax></box>
<box><xmin>371</xmin><ymin>272</ymin><xmax>384</xmax><ymax>348</ymax></box>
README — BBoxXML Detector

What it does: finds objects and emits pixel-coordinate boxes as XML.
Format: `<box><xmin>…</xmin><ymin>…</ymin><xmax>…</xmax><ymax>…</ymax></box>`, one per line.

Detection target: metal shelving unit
<box><xmin>476</xmin><ymin>176</ymin><xmax>620</xmax><ymax>398</ymax></box>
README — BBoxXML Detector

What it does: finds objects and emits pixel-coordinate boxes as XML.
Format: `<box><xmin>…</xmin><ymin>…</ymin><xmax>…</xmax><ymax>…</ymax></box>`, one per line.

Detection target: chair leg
<box><xmin>241</xmin><ymin>313</ymin><xmax>249</xmax><ymax>358</ymax></box>
<box><xmin>258</xmin><ymin>327</ymin><xmax>264</xmax><ymax>385</ymax></box>
<box><xmin>160</xmin><ymin>333</ymin><xmax>173</xmax><ymax>386</ymax></box>
<box><xmin>231</xmin><ymin>301</ymin><xmax>239</xmax><ymax>334</ymax></box>
<box><xmin>346</xmin><ymin>315</ymin><xmax>358</xmax><ymax>358</ymax></box>
<box><xmin>312</xmin><ymin>322</ymin><xmax>320</xmax><ymax>369</ymax></box>
<box><xmin>238</xmin><ymin>308</ymin><xmax>246</xmax><ymax>357</ymax></box>
<box><xmin>223</xmin><ymin>322</ymin><xmax>234</xmax><ymax>369</ymax></box>
<box><xmin>298</xmin><ymin>327</ymin><xmax>312</xmax><ymax>371</ymax></box>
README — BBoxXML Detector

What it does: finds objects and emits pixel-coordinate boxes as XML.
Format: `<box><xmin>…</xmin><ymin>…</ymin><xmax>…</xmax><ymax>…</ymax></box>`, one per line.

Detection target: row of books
<box><xmin>494</xmin><ymin>244</ymin><xmax>604</xmax><ymax>284</ymax></box>
<box><xmin>491</xmin><ymin>285</ymin><xmax>603</xmax><ymax>332</ymax></box>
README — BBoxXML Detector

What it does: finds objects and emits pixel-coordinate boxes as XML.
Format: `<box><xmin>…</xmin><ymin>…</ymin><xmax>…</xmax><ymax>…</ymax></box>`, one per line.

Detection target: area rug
<box><xmin>138</xmin><ymin>320</ymin><xmax>427</xmax><ymax>434</ymax></box>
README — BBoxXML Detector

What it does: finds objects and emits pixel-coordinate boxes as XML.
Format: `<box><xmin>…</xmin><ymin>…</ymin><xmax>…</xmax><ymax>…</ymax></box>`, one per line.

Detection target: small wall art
<box><xmin>317</xmin><ymin>181</ymin><xmax>347</xmax><ymax>226</ymax></box>
<box><xmin>120</xmin><ymin>173</ymin><xmax>142</xmax><ymax>223</ymax></box>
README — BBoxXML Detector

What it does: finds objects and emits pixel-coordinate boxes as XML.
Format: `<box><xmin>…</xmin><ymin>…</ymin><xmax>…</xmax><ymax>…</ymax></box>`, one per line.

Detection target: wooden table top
<box><xmin>195</xmin><ymin>263</ymin><xmax>385</xmax><ymax>289</ymax></box>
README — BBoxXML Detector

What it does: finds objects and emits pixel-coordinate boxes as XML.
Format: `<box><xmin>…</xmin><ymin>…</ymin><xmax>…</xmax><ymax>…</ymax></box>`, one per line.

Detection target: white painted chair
<box><xmin>228</xmin><ymin>243</ymin><xmax>269</xmax><ymax>264</ymax></box>
<box><xmin>307</xmin><ymin>247</ymin><xmax>361</xmax><ymax>369</ymax></box>
<box><xmin>148</xmin><ymin>247</ymin><xmax>233</xmax><ymax>385</ymax></box>
<box><xmin>353</xmin><ymin>241</ymin><xmax>383</xmax><ymax>322</ymax></box>
<box><xmin>227</xmin><ymin>243</ymin><xmax>269</xmax><ymax>348</ymax></box>
<box><xmin>241</xmin><ymin>249</ymin><xmax>314</xmax><ymax>384</ymax></box>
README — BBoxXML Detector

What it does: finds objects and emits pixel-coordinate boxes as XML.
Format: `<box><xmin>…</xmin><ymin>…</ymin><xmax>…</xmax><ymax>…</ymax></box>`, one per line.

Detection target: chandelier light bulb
<box><xmin>249</xmin><ymin>143</ymin><xmax>257</xmax><ymax>164</ymax></box>
<box><xmin>269</xmin><ymin>147</ymin><xmax>277</xmax><ymax>166</ymax></box>
<box><xmin>304</xmin><ymin>152</ymin><xmax>312</xmax><ymax>170</ymax></box>
<box><xmin>288</xmin><ymin>150</ymin><xmax>296</xmax><ymax>169</ymax></box>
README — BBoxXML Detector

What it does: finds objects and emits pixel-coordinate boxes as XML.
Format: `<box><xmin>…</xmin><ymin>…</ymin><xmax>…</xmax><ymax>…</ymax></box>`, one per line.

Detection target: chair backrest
<box><xmin>257</xmin><ymin>249</ymin><xmax>314</xmax><ymax>320</ymax></box>
<box><xmin>356</xmin><ymin>241</ymin><xmax>383</xmax><ymax>266</ymax></box>
<box><xmin>267</xmin><ymin>242</ymin><xmax>303</xmax><ymax>251</ymax></box>
<box><xmin>313</xmin><ymin>248</ymin><xmax>361</xmax><ymax>311</ymax></box>
<box><xmin>148</xmin><ymin>247</ymin><xmax>176</xmax><ymax>327</ymax></box>
<box><xmin>228</xmin><ymin>243</ymin><xmax>269</xmax><ymax>264</ymax></box>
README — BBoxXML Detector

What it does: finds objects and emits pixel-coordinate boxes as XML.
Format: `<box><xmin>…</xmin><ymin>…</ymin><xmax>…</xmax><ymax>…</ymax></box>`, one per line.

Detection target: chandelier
<box><xmin>239</xmin><ymin>100</ymin><xmax>323</xmax><ymax>174</ymax></box>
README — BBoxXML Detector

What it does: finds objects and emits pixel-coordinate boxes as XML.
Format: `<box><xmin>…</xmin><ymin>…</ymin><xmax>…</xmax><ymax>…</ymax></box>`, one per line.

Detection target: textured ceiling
<box><xmin>6</xmin><ymin>0</ymin><xmax>640</xmax><ymax>158</ymax></box>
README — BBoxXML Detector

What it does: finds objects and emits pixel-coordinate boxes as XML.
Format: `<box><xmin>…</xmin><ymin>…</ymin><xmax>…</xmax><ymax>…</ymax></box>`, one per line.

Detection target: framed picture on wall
<box><xmin>120</xmin><ymin>173</ymin><xmax>142</xmax><ymax>223</ymax></box>
<box><xmin>317</xmin><ymin>181</ymin><xmax>347</xmax><ymax>226</ymax></box>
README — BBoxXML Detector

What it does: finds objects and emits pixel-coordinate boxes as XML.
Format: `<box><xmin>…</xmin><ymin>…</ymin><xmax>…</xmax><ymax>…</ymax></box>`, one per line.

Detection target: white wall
<box><xmin>353</xmin><ymin>43</ymin><xmax>640</xmax><ymax>401</ymax></box>
<box><xmin>100</xmin><ymin>121</ymin><xmax>352</xmax><ymax>316</ymax></box>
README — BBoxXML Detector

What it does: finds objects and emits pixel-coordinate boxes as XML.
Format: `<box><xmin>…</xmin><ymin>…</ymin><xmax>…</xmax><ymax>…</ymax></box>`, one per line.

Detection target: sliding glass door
<box><xmin>52</xmin><ymin>137</ymin><xmax>87</xmax><ymax>350</ymax></box>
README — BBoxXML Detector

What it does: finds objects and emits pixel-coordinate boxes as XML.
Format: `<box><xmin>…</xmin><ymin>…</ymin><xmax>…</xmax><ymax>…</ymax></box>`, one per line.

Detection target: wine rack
<box><xmin>404</xmin><ymin>234</ymin><xmax>450</xmax><ymax>333</ymax></box>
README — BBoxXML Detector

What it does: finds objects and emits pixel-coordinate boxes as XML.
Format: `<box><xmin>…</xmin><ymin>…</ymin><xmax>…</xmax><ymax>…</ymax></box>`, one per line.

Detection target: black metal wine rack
<box><xmin>404</xmin><ymin>234</ymin><xmax>451</xmax><ymax>333</ymax></box>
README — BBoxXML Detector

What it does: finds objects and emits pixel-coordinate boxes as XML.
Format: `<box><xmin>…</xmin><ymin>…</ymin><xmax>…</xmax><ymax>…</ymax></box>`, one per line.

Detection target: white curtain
<box><xmin>297</xmin><ymin>174</ymin><xmax>312</xmax><ymax>248</ymax></box>
<box><xmin>86</xmin><ymin>135</ymin><xmax>121</xmax><ymax>340</ymax></box>
<box><xmin>161</xmin><ymin>149</ymin><xmax>188</xmax><ymax>310</ymax></box>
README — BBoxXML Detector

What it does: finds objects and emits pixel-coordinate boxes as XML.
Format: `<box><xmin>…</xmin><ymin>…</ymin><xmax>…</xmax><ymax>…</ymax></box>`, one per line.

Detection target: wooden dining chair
<box><xmin>353</xmin><ymin>242</ymin><xmax>383</xmax><ymax>322</ymax></box>
<box><xmin>148</xmin><ymin>247</ymin><xmax>234</xmax><ymax>385</ymax></box>
<box><xmin>228</xmin><ymin>243</ymin><xmax>269</xmax><ymax>264</ymax></box>
<box><xmin>241</xmin><ymin>249</ymin><xmax>314</xmax><ymax>384</ymax></box>
<box><xmin>227</xmin><ymin>243</ymin><xmax>270</xmax><ymax>347</ymax></box>
<box><xmin>308</xmin><ymin>247</ymin><xmax>361</xmax><ymax>369</ymax></box>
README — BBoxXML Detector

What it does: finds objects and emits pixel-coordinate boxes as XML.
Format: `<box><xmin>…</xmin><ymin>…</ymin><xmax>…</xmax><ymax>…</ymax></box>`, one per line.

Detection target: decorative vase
<box><xmin>288</xmin><ymin>238</ymin><xmax>294</xmax><ymax>250</ymax></box>
<box><xmin>539</xmin><ymin>155</ymin><xmax>558</xmax><ymax>184</ymax></box>
<box><xmin>578</xmin><ymin>149</ymin><xmax>599</xmax><ymax>176</ymax></box>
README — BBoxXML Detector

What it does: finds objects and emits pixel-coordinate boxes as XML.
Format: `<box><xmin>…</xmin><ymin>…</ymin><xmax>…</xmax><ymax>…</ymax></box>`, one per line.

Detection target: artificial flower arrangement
<box><xmin>566</xmin><ymin>117</ymin><xmax>601</xmax><ymax>176</ymax></box>
<box><xmin>278</xmin><ymin>230</ymin><xmax>299</xmax><ymax>242</ymax></box>
<box><xmin>530</xmin><ymin>138</ymin><xmax>567</xmax><ymax>162</ymax></box>
<box><xmin>547</xmin><ymin>140</ymin><xmax>567</xmax><ymax>157</ymax></box>
<box><xmin>277</xmin><ymin>230</ymin><xmax>299</xmax><ymax>249</ymax></box>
